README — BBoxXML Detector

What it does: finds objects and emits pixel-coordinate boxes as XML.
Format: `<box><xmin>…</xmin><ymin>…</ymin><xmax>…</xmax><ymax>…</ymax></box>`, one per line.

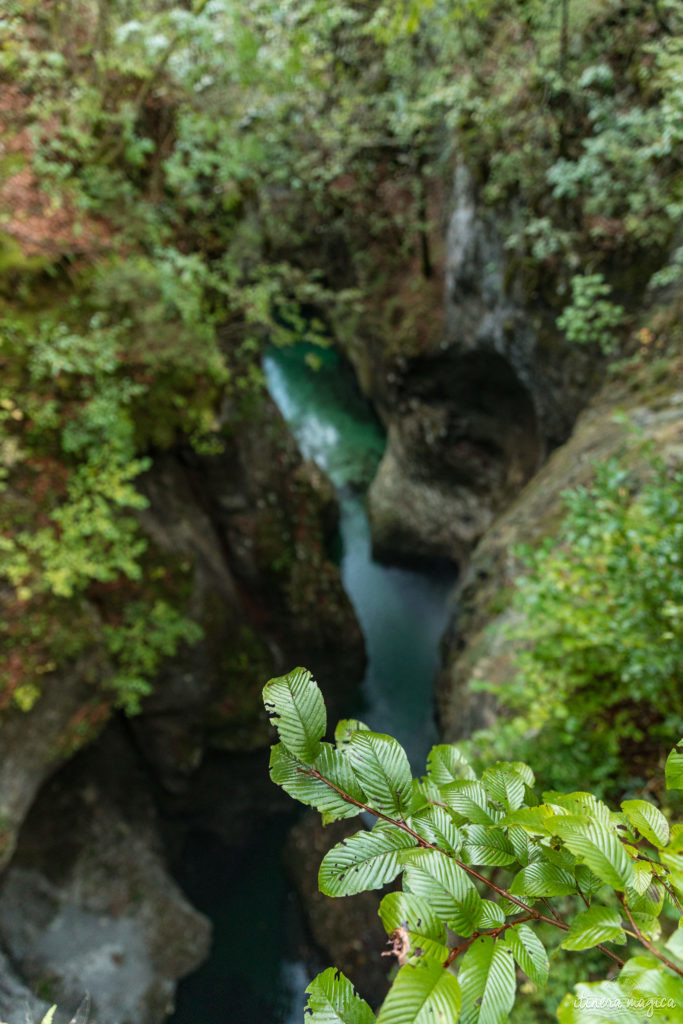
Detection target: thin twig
<box><xmin>444</xmin><ymin>915</ymin><xmax>535</xmax><ymax>967</ymax></box>
<box><xmin>620</xmin><ymin>896</ymin><xmax>683</xmax><ymax>979</ymax></box>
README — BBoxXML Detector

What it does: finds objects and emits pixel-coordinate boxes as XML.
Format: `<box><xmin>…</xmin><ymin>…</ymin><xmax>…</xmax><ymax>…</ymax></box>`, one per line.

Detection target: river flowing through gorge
<box><xmin>170</xmin><ymin>342</ymin><xmax>456</xmax><ymax>1023</ymax></box>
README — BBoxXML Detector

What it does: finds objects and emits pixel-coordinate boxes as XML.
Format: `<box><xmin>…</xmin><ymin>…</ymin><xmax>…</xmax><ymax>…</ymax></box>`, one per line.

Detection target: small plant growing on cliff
<box><xmin>556</xmin><ymin>273</ymin><xmax>625</xmax><ymax>355</ymax></box>
<box><xmin>264</xmin><ymin>668</ymin><xmax>683</xmax><ymax>1024</ymax></box>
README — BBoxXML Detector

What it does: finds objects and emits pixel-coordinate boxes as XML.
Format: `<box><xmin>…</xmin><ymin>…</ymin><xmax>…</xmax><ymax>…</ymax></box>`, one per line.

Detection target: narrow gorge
<box><xmin>1</xmin><ymin>3</ymin><xmax>681</xmax><ymax>1023</ymax></box>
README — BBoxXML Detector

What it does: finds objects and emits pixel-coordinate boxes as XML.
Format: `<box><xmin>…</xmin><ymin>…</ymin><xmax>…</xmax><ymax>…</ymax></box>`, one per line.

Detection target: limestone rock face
<box><xmin>436</xmin><ymin>380</ymin><xmax>683</xmax><ymax>742</ymax></box>
<box><xmin>366</xmin><ymin>164</ymin><xmax>600</xmax><ymax>565</ymax></box>
<box><xmin>0</xmin><ymin>644</ymin><xmax>110</xmax><ymax>874</ymax></box>
<box><xmin>0</xmin><ymin>950</ymin><xmax>51</xmax><ymax>1024</ymax></box>
<box><xmin>132</xmin><ymin>391</ymin><xmax>365</xmax><ymax>791</ymax></box>
<box><xmin>0</xmin><ymin>726</ymin><xmax>211</xmax><ymax>1024</ymax></box>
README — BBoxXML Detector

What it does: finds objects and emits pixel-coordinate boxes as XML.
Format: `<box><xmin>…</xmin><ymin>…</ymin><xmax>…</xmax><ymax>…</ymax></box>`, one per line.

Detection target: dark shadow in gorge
<box><xmin>392</xmin><ymin>347</ymin><xmax>541</xmax><ymax>499</ymax></box>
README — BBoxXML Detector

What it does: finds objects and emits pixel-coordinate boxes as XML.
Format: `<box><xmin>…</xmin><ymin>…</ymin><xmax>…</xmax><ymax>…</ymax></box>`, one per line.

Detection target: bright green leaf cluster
<box><xmin>264</xmin><ymin>669</ymin><xmax>683</xmax><ymax>1024</ymax></box>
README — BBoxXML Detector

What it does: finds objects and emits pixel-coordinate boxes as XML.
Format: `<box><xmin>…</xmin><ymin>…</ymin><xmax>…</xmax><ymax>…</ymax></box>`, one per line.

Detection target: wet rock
<box><xmin>0</xmin><ymin>643</ymin><xmax>113</xmax><ymax>873</ymax></box>
<box><xmin>0</xmin><ymin>725</ymin><xmax>210</xmax><ymax>1024</ymax></box>
<box><xmin>366</xmin><ymin>162</ymin><xmax>601</xmax><ymax>565</ymax></box>
<box><xmin>132</xmin><ymin>391</ymin><xmax>365</xmax><ymax>791</ymax></box>
<box><xmin>0</xmin><ymin>949</ymin><xmax>51</xmax><ymax>1024</ymax></box>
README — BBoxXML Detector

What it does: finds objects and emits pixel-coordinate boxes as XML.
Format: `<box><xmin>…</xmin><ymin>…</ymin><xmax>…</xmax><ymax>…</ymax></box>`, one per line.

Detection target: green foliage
<box><xmin>264</xmin><ymin>669</ymin><xmax>683</xmax><ymax>1024</ymax></box>
<box><xmin>0</xmin><ymin>298</ymin><xmax>211</xmax><ymax>713</ymax></box>
<box><xmin>103</xmin><ymin>599</ymin><xmax>203</xmax><ymax>714</ymax></box>
<box><xmin>556</xmin><ymin>274</ymin><xmax>625</xmax><ymax>354</ymax></box>
<box><xmin>465</xmin><ymin>453</ymin><xmax>683</xmax><ymax>797</ymax></box>
<box><xmin>0</xmin><ymin>313</ymin><xmax>151</xmax><ymax>601</ymax></box>
<box><xmin>305</xmin><ymin>969</ymin><xmax>375</xmax><ymax>1024</ymax></box>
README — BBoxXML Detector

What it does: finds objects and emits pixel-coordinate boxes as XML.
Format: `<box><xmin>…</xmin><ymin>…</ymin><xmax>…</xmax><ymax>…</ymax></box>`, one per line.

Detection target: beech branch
<box><xmin>303</xmin><ymin>765</ymin><xmax>627</xmax><ymax>969</ymax></box>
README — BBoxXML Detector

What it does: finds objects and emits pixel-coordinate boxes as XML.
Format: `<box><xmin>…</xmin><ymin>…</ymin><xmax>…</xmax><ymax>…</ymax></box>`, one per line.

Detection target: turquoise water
<box><xmin>264</xmin><ymin>342</ymin><xmax>457</xmax><ymax>768</ymax></box>
<box><xmin>262</xmin><ymin>343</ymin><xmax>385</xmax><ymax>492</ymax></box>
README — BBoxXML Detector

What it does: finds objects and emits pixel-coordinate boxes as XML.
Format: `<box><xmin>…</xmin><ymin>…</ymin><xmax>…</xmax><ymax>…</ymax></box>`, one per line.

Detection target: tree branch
<box><xmin>302</xmin><ymin>765</ymin><xmax>627</xmax><ymax>968</ymax></box>
<box><xmin>620</xmin><ymin>896</ymin><xmax>683</xmax><ymax>978</ymax></box>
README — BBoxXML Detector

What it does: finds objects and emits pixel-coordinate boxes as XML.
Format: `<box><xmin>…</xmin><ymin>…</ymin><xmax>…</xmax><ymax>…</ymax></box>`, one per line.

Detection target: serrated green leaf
<box><xmin>263</xmin><ymin>667</ymin><xmax>325</xmax><ymax>762</ymax></box>
<box><xmin>449</xmin><ymin>886</ymin><xmax>483</xmax><ymax>937</ymax></box>
<box><xmin>550</xmin><ymin>818</ymin><xmax>634</xmax><ymax>891</ymax></box>
<box><xmin>410</xmin><ymin>804</ymin><xmax>463</xmax><ymax>855</ymax></box>
<box><xmin>482</xmin><ymin>764</ymin><xmax>527</xmax><ymax>811</ymax></box>
<box><xmin>508</xmin><ymin>762</ymin><xmax>535</xmax><ymax>787</ymax></box>
<box><xmin>499</xmin><ymin>805</ymin><xmax>562</xmax><ymax>834</ymax></box>
<box><xmin>476</xmin><ymin>900</ymin><xmax>506</xmax><ymax>929</ymax></box>
<box><xmin>346</xmin><ymin>731</ymin><xmax>412</xmax><ymax>817</ymax></box>
<box><xmin>543</xmin><ymin>791</ymin><xmax>612</xmax><ymax>826</ymax></box>
<box><xmin>611</xmin><ymin>812</ymin><xmax>636</xmax><ymax>841</ymax></box>
<box><xmin>269</xmin><ymin>743</ymin><xmax>361</xmax><ymax>823</ymax></box>
<box><xmin>665</xmin><ymin>741</ymin><xmax>683</xmax><ymax>791</ymax></box>
<box><xmin>504</xmin><ymin>923</ymin><xmax>549</xmax><ymax>987</ymax></box>
<box><xmin>619</xmin><ymin>954</ymin><xmax>683</xmax><ymax>1010</ymax></box>
<box><xmin>305</xmin><ymin>967</ymin><xmax>376</xmax><ymax>1024</ymax></box>
<box><xmin>498</xmin><ymin>895</ymin><xmax>534</xmax><ymax>915</ymax></box>
<box><xmin>626</xmin><ymin>881</ymin><xmax>663</xmax><ymax>917</ymax></box>
<box><xmin>665</xmin><ymin>921</ymin><xmax>683</xmax><ymax>963</ymax></box>
<box><xmin>461</xmin><ymin>824</ymin><xmax>517</xmax><ymax>867</ymax></box>
<box><xmin>409</xmin><ymin>777</ymin><xmax>442</xmax><ymax>815</ymax></box>
<box><xmin>459</xmin><ymin>936</ymin><xmax>516</xmax><ymax>1024</ymax></box>
<box><xmin>628</xmin><ymin>861</ymin><xmax>654</xmax><ymax>895</ymax></box>
<box><xmin>557</xmin><ymin>980</ymin><xmax>643</xmax><ymax>1024</ymax></box>
<box><xmin>670</xmin><ymin>825</ymin><xmax>683</xmax><ymax>853</ymax></box>
<box><xmin>40</xmin><ymin>1010</ymin><xmax>57</xmax><ymax>1024</ymax></box>
<box><xmin>377</xmin><ymin>959</ymin><xmax>461</xmax><ymax>1024</ymax></box>
<box><xmin>319</xmin><ymin>823</ymin><xmax>415</xmax><ymax>897</ymax></box>
<box><xmin>629</xmin><ymin>912</ymin><xmax>661</xmax><ymax>942</ymax></box>
<box><xmin>401</xmin><ymin>847</ymin><xmax>475</xmax><ymax>924</ymax></box>
<box><xmin>426</xmin><ymin>744</ymin><xmax>477</xmax><ymax>784</ymax></box>
<box><xmin>663</xmin><ymin>925</ymin><xmax>683</xmax><ymax>970</ymax></box>
<box><xmin>574</xmin><ymin>864</ymin><xmax>607</xmax><ymax>899</ymax></box>
<box><xmin>542</xmin><ymin>843</ymin><xmax>578</xmax><ymax>872</ymax></box>
<box><xmin>335</xmin><ymin>718</ymin><xmax>371</xmax><ymax>746</ymax></box>
<box><xmin>561</xmin><ymin>906</ymin><xmax>625</xmax><ymax>951</ymax></box>
<box><xmin>508</xmin><ymin>825</ymin><xmax>534</xmax><ymax>866</ymax></box>
<box><xmin>379</xmin><ymin>891</ymin><xmax>450</xmax><ymax>964</ymax></box>
<box><xmin>439</xmin><ymin>780</ymin><xmax>496</xmax><ymax>825</ymax></box>
<box><xmin>621</xmin><ymin>799</ymin><xmax>670</xmax><ymax>849</ymax></box>
<box><xmin>660</xmin><ymin>848</ymin><xmax>683</xmax><ymax>900</ymax></box>
<box><xmin>509</xmin><ymin>862</ymin><xmax>577</xmax><ymax>898</ymax></box>
<box><xmin>316</xmin><ymin>742</ymin><xmax>369</xmax><ymax>807</ymax></box>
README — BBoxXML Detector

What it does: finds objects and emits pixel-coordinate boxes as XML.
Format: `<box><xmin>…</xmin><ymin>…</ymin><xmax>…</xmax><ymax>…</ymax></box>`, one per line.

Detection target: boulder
<box><xmin>0</xmin><ymin>725</ymin><xmax>211</xmax><ymax>1024</ymax></box>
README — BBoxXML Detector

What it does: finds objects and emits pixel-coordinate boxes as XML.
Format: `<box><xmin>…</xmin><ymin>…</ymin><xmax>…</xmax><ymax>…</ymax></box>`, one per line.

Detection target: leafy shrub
<box><xmin>103</xmin><ymin>599</ymin><xmax>203</xmax><ymax>715</ymax></box>
<box><xmin>556</xmin><ymin>274</ymin><xmax>625</xmax><ymax>354</ymax></box>
<box><xmin>263</xmin><ymin>668</ymin><xmax>683</xmax><ymax>1024</ymax></box>
<box><xmin>466</xmin><ymin>454</ymin><xmax>683</xmax><ymax>797</ymax></box>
